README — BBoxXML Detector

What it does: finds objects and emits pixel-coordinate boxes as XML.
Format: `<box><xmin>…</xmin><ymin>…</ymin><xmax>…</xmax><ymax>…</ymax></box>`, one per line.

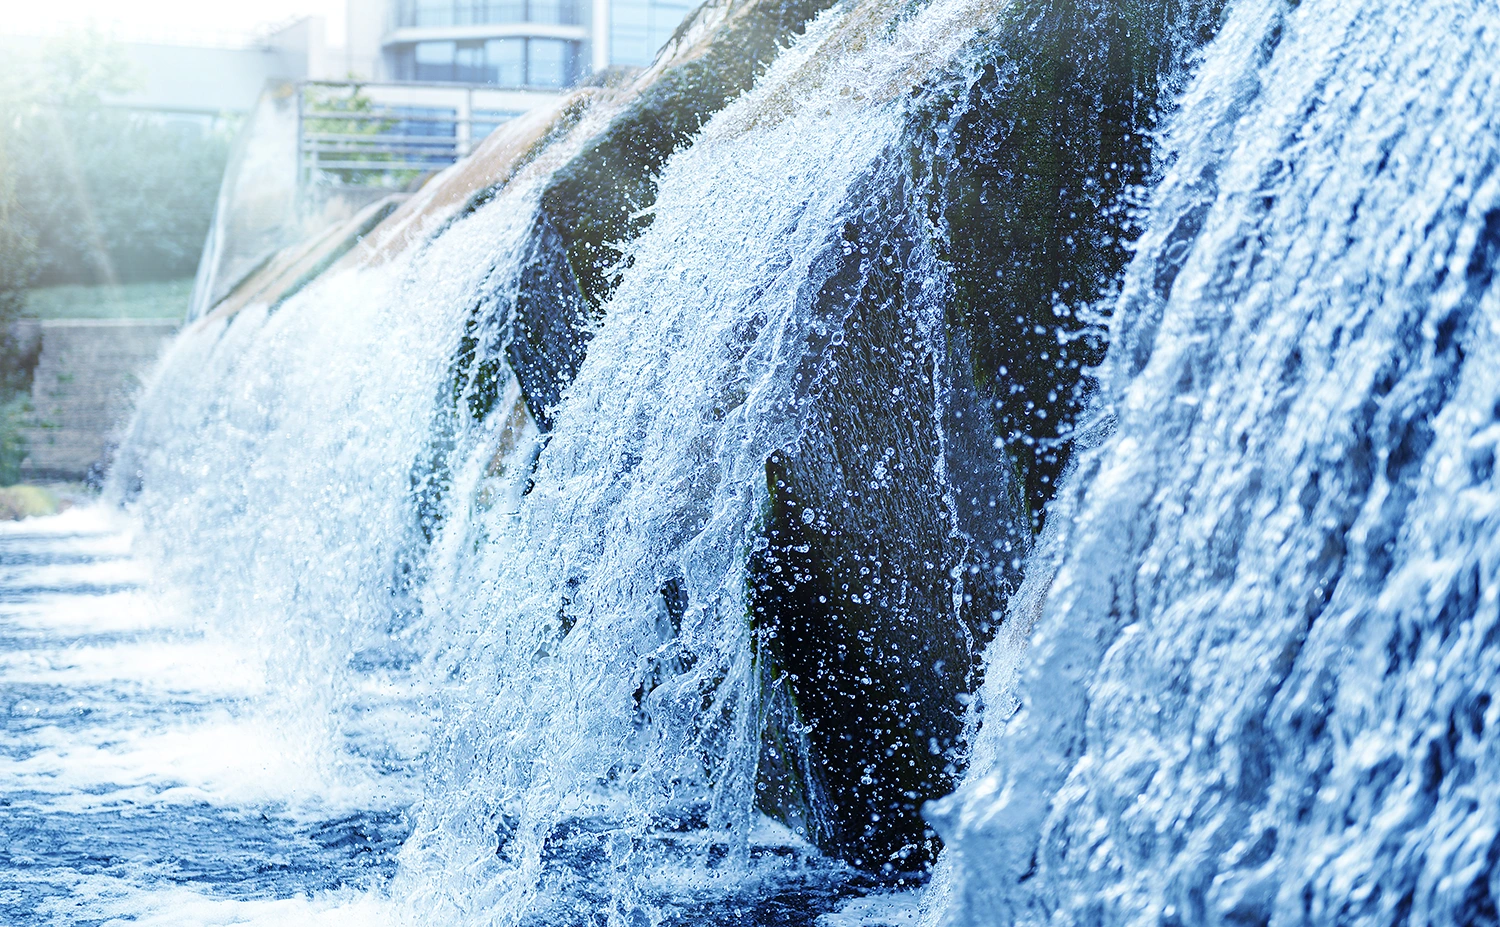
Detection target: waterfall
<box><xmin>116</xmin><ymin>0</ymin><xmax>1032</xmax><ymax>919</ymax></box>
<box><xmin>41</xmin><ymin>0</ymin><xmax>1496</xmax><ymax>923</ymax></box>
<box><xmin>931</xmin><ymin>0</ymin><xmax>1500</xmax><ymax>924</ymax></box>
<box><xmin>394</xmin><ymin>0</ymin><xmax>1041</xmax><ymax>912</ymax></box>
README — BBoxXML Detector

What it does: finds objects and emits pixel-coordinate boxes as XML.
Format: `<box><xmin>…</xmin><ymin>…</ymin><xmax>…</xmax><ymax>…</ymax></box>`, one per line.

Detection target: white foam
<box><xmin>0</xmin><ymin>504</ymin><xmax>134</xmax><ymax>540</ymax></box>
<box><xmin>0</xmin><ymin>522</ymin><xmax>418</xmax><ymax>820</ymax></box>
<box><xmin>38</xmin><ymin>878</ymin><xmax>410</xmax><ymax>927</ymax></box>
<box><xmin>820</xmin><ymin>892</ymin><xmax>923</xmax><ymax>927</ymax></box>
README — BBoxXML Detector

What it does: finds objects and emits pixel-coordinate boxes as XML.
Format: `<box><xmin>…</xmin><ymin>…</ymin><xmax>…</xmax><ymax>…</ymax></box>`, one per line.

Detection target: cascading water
<box><xmin>10</xmin><ymin>0</ymin><xmax>1500</xmax><ymax>923</ymax></box>
<box><xmin>931</xmin><ymin>0</ymin><xmax>1500</xmax><ymax>924</ymax></box>
<box><xmin>94</xmin><ymin>0</ymin><xmax>1036</xmax><ymax>917</ymax></box>
<box><xmin>393</xmin><ymin>0</ymin><xmax>1021</xmax><ymax>915</ymax></box>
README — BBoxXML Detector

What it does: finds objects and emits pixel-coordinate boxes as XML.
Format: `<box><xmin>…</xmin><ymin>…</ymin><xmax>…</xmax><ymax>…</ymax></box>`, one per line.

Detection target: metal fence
<box><xmin>296</xmin><ymin>79</ymin><xmax>562</xmax><ymax>187</ymax></box>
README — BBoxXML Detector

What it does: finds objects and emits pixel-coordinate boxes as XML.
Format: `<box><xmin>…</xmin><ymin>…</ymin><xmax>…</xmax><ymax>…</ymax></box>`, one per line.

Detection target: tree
<box><xmin>0</xmin><ymin>107</ymin><xmax>38</xmax><ymax>483</ymax></box>
<box><xmin>1</xmin><ymin>32</ymin><xmax>234</xmax><ymax>286</ymax></box>
<box><xmin>0</xmin><ymin>118</ymin><xmax>37</xmax><ymax>385</ymax></box>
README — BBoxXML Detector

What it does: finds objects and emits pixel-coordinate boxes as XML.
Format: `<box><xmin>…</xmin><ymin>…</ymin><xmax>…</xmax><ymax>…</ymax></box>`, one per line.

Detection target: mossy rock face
<box><xmin>508</xmin><ymin>0</ymin><xmax>845</xmax><ymax>430</ymax></box>
<box><xmin>408</xmin><ymin>255</ymin><xmax>519</xmax><ymax>549</ymax></box>
<box><xmin>749</xmin><ymin>190</ymin><xmax>1029</xmax><ymax>875</ymax></box>
<box><xmin>911</xmin><ymin>0</ymin><xmax>1227</xmax><ymax>528</ymax></box>
<box><xmin>747</xmin><ymin>0</ymin><xmax>1226</xmax><ymax>876</ymax></box>
<box><xmin>413</xmin><ymin>0</ymin><xmax>848</xmax><ymax>546</ymax></box>
<box><xmin>417</xmin><ymin>0</ymin><xmax>847</xmax><ymax>540</ymax></box>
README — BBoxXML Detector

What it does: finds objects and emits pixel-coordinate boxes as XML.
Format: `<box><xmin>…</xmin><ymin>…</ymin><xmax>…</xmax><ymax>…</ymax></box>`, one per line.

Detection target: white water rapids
<box><xmin>933</xmin><ymin>0</ymin><xmax>1500</xmax><ymax>924</ymax></box>
<box><xmin>5</xmin><ymin>0</ymin><xmax>1500</xmax><ymax>925</ymax></box>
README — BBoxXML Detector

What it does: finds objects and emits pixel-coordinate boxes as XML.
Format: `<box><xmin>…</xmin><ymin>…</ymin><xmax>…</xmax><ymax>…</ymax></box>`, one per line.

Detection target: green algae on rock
<box><xmin>911</xmin><ymin>0</ymin><xmax>1228</xmax><ymax>529</ymax></box>
<box><xmin>745</xmin><ymin>0</ymin><xmax>1227</xmax><ymax>874</ymax></box>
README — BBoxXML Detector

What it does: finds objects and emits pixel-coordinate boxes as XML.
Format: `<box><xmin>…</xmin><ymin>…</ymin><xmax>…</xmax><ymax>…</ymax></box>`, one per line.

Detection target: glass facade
<box><xmin>392</xmin><ymin>38</ymin><xmax>581</xmax><ymax>88</ymax></box>
<box><xmin>382</xmin><ymin>0</ymin><xmax>698</xmax><ymax>91</ymax></box>
<box><xmin>609</xmin><ymin>0</ymin><xmax>695</xmax><ymax>67</ymax></box>
<box><xmin>393</xmin><ymin>0</ymin><xmax>580</xmax><ymax>28</ymax></box>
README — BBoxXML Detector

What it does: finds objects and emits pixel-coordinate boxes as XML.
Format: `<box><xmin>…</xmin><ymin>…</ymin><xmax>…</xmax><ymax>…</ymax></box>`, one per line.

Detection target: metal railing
<box><xmin>296</xmin><ymin>79</ymin><xmax>563</xmax><ymax>188</ymax></box>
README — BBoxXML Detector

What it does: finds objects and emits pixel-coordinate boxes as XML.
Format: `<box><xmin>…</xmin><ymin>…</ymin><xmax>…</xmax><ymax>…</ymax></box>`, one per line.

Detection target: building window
<box><xmin>393</xmin><ymin>0</ymin><xmax>579</xmax><ymax>28</ymax></box>
<box><xmin>609</xmin><ymin>0</ymin><xmax>695</xmax><ymax>67</ymax></box>
<box><xmin>401</xmin><ymin>0</ymin><xmax>452</xmax><ymax>26</ymax></box>
<box><xmin>485</xmin><ymin>38</ymin><xmax>525</xmax><ymax>86</ymax></box>
<box><xmin>526</xmin><ymin>0</ymin><xmax>573</xmax><ymax>26</ymax></box>
<box><xmin>391</xmin><ymin>39</ymin><xmax>580</xmax><ymax>88</ymax></box>
<box><xmin>526</xmin><ymin>38</ymin><xmax>569</xmax><ymax>89</ymax></box>
<box><xmin>413</xmin><ymin>40</ymin><xmax>459</xmax><ymax>80</ymax></box>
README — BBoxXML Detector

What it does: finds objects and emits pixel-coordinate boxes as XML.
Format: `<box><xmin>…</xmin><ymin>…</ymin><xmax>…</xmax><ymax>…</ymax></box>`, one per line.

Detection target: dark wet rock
<box><xmin>504</xmin><ymin>214</ymin><xmax>596</xmax><ymax>432</ymax></box>
<box><xmin>407</xmin><ymin>0</ymin><xmax>1229</xmax><ymax>880</ymax></box>
<box><xmin>501</xmin><ymin>0</ymin><xmax>845</xmax><ymax>429</ymax></box>
<box><xmin>746</xmin><ymin>0</ymin><xmax>1227</xmax><ymax>874</ymax></box>
<box><xmin>748</xmin><ymin>182</ymin><xmax>1027</xmax><ymax>874</ymax></box>
<box><xmin>912</xmin><ymin>0</ymin><xmax>1227</xmax><ymax>528</ymax></box>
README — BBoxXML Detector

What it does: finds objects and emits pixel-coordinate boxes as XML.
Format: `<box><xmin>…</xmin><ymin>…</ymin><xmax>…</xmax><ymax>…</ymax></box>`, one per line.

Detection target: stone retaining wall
<box><xmin>18</xmin><ymin>319</ymin><xmax>178</xmax><ymax>482</ymax></box>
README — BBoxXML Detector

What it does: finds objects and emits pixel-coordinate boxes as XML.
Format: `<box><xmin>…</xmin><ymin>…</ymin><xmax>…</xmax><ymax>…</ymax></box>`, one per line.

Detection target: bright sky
<box><xmin>0</xmin><ymin>0</ymin><xmax>348</xmax><ymax>47</ymax></box>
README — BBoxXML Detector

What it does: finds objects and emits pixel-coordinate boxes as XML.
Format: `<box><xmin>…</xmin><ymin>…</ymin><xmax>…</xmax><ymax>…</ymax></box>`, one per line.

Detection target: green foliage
<box><xmin>0</xmin><ymin>32</ymin><xmax>136</xmax><ymax>109</ymax></box>
<box><xmin>0</xmin><ymin>32</ymin><xmax>233</xmax><ymax>286</ymax></box>
<box><xmin>10</xmin><ymin>110</ymin><xmax>233</xmax><ymax>285</ymax></box>
<box><xmin>0</xmin><ymin>482</ymin><xmax>61</xmax><ymax>519</ymax></box>
<box><xmin>0</xmin><ymin>397</ymin><xmax>29</xmax><ymax>487</ymax></box>
<box><xmin>0</xmin><ymin>103</ymin><xmax>39</xmax><ymax>404</ymax></box>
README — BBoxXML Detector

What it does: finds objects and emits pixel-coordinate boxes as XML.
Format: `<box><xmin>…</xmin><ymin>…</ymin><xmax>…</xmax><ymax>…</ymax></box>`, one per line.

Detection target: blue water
<box><xmin>0</xmin><ymin>513</ymin><xmax>417</xmax><ymax>926</ymax></box>
<box><xmin>0</xmin><ymin>511</ymin><xmax>913</xmax><ymax>925</ymax></box>
<box><xmin>13</xmin><ymin>0</ymin><xmax>1500</xmax><ymax>922</ymax></box>
<box><xmin>931</xmin><ymin>1</ymin><xmax>1500</xmax><ymax>924</ymax></box>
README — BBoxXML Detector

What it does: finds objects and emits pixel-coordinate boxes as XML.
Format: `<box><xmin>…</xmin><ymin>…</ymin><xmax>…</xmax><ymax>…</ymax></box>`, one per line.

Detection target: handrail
<box><xmin>296</xmin><ymin>79</ymin><xmax>549</xmax><ymax>189</ymax></box>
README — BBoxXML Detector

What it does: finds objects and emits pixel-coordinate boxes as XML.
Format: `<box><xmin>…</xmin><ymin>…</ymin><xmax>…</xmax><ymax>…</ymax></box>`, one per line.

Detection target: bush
<box><xmin>10</xmin><ymin>109</ymin><xmax>233</xmax><ymax>286</ymax></box>
<box><xmin>0</xmin><ymin>99</ymin><xmax>39</xmax><ymax>401</ymax></box>
<box><xmin>0</xmin><ymin>397</ymin><xmax>29</xmax><ymax>487</ymax></box>
<box><xmin>0</xmin><ymin>483</ymin><xmax>62</xmax><ymax>520</ymax></box>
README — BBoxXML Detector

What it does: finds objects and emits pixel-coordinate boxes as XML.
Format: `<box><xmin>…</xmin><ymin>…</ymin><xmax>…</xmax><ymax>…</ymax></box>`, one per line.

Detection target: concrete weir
<box><xmin>129</xmin><ymin>0</ymin><xmax>1230</xmax><ymax>879</ymax></box>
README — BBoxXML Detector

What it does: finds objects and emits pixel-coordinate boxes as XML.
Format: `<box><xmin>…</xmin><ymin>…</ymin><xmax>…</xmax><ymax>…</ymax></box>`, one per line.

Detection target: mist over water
<box><xmin>8</xmin><ymin>0</ymin><xmax>1500</xmax><ymax>924</ymax></box>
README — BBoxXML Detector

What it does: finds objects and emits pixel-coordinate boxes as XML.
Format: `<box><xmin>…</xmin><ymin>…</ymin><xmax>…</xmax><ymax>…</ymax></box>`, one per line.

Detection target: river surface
<box><xmin>0</xmin><ymin>509</ymin><xmax>922</xmax><ymax>926</ymax></box>
<box><xmin>0</xmin><ymin>509</ymin><xmax>419</xmax><ymax>927</ymax></box>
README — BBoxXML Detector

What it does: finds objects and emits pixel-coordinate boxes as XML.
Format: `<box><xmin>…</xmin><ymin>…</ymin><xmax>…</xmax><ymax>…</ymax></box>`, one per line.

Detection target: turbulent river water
<box><xmin>0</xmin><ymin>512</ymin><xmax>420</xmax><ymax>926</ymax></box>
<box><xmin>7</xmin><ymin>0</ymin><xmax>1500</xmax><ymax>924</ymax></box>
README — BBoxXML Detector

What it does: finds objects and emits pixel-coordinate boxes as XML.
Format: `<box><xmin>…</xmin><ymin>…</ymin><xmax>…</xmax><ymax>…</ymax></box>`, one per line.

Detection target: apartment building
<box><xmin>342</xmin><ymin>0</ymin><xmax>697</xmax><ymax>88</ymax></box>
